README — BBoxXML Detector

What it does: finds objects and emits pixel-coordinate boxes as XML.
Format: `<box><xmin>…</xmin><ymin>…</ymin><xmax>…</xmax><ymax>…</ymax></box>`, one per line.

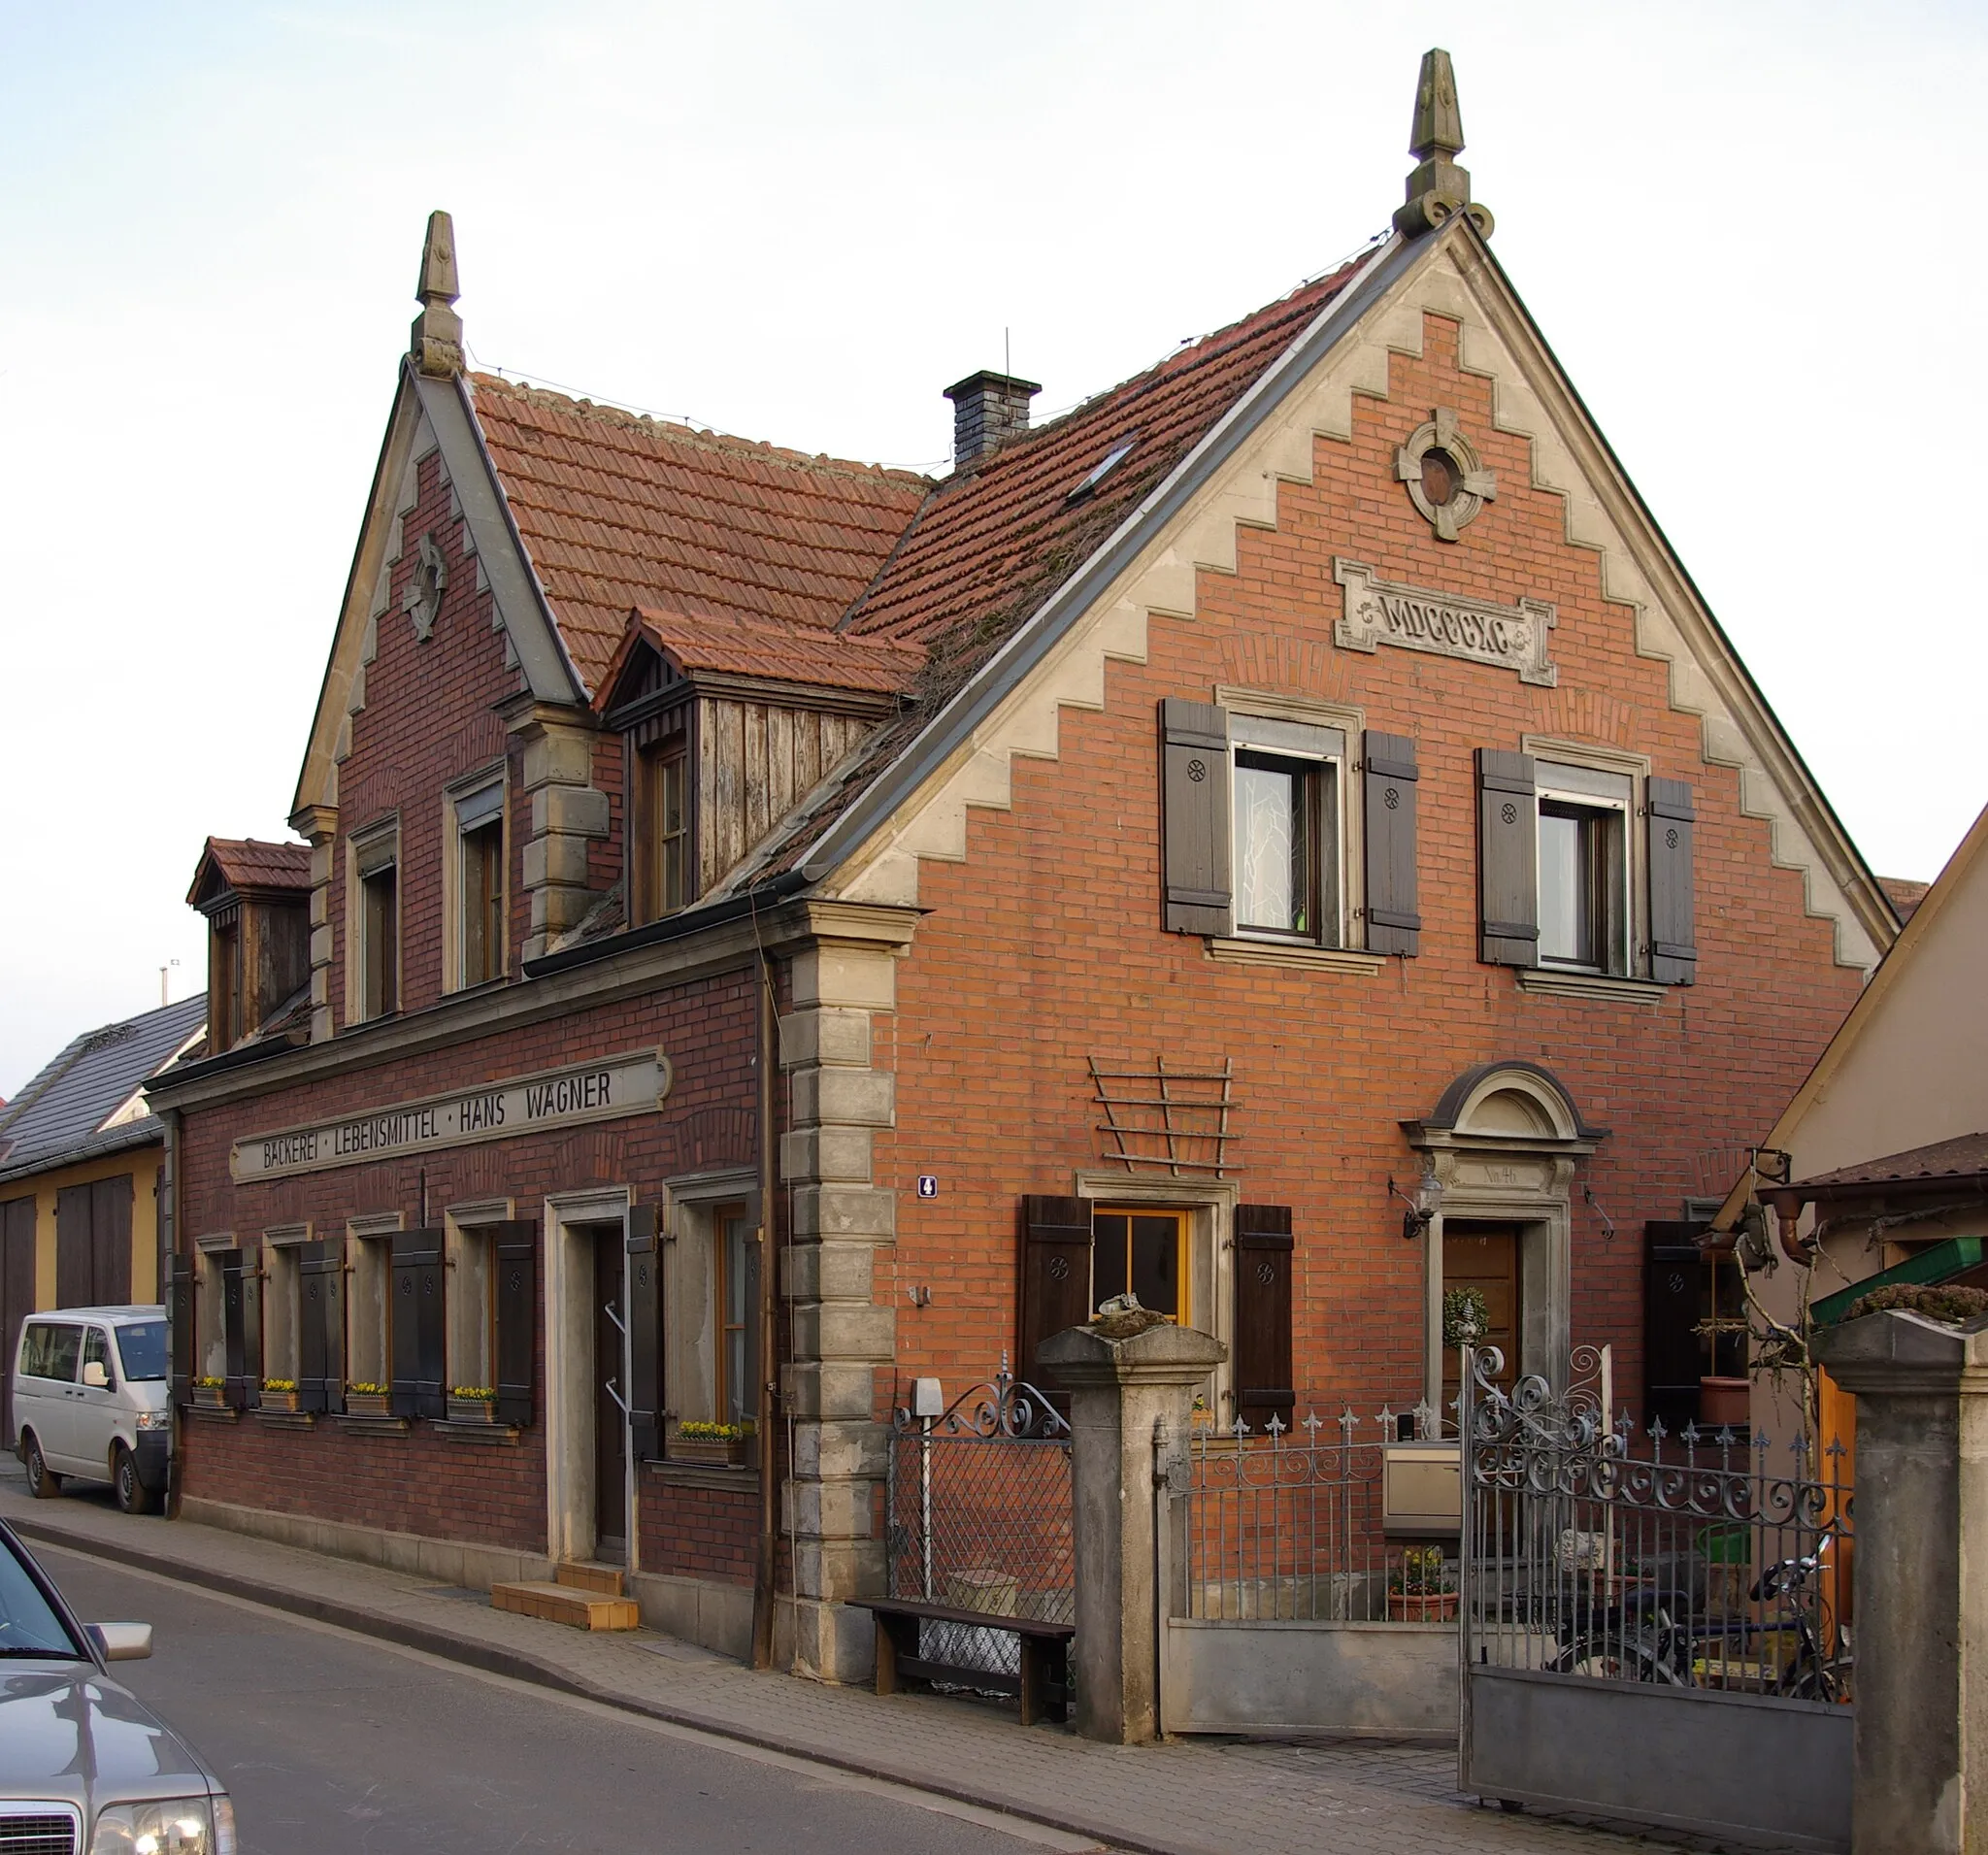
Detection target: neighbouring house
<box><xmin>145</xmin><ymin>51</ymin><xmax>1898</xmax><ymax>1678</ymax></box>
<box><xmin>0</xmin><ymin>994</ymin><xmax>207</xmax><ymax>1446</ymax></box>
<box><xmin>1710</xmin><ymin>799</ymin><xmax>1988</xmax><ymax>1450</ymax></box>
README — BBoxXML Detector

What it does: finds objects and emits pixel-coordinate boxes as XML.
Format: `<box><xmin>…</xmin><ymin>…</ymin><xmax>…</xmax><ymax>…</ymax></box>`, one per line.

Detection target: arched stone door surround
<box><xmin>1400</xmin><ymin>1062</ymin><xmax>1606</xmax><ymax>1409</ymax></box>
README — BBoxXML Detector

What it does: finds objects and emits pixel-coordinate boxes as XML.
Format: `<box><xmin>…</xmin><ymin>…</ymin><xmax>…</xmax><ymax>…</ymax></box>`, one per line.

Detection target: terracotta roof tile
<box><xmin>189</xmin><ymin>837</ymin><xmax>313</xmax><ymax>903</ymax></box>
<box><xmin>622</xmin><ymin>608</ymin><xmax>923</xmax><ymax>697</ymax></box>
<box><xmin>469</xmin><ymin>380</ymin><xmax>931</xmax><ymax>695</ymax></box>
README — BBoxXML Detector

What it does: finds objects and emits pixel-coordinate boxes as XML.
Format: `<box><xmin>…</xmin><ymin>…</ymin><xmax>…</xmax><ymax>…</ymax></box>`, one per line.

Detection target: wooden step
<box><xmin>490</xmin><ymin>1579</ymin><xmax>640</xmax><ymax>1632</ymax></box>
<box><xmin>555</xmin><ymin>1561</ymin><xmax>627</xmax><ymax>1598</ymax></box>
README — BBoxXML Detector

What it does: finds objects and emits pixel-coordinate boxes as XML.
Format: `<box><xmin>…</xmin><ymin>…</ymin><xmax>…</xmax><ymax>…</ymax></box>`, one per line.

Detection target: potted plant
<box><xmin>346</xmin><ymin>1381</ymin><xmax>392</xmax><ymax>1418</ymax></box>
<box><xmin>1441</xmin><ymin>1286</ymin><xmax>1490</xmax><ymax>1353</ymax></box>
<box><xmin>447</xmin><ymin>1384</ymin><xmax>499</xmax><ymax>1423</ymax></box>
<box><xmin>261</xmin><ymin>1377</ymin><xmax>300</xmax><ymax>1413</ymax></box>
<box><xmin>670</xmin><ymin>1420</ymin><xmax>748</xmax><ymax>1467</ymax></box>
<box><xmin>1387</xmin><ymin>1544</ymin><xmax>1459</xmax><ymax>1621</ymax></box>
<box><xmin>191</xmin><ymin>1375</ymin><xmax>226</xmax><ymax>1409</ymax></box>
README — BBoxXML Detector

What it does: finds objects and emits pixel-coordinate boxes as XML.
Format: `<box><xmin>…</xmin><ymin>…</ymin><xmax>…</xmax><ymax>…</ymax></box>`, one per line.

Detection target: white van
<box><xmin>12</xmin><ymin>1306</ymin><xmax>171</xmax><ymax>1513</ymax></box>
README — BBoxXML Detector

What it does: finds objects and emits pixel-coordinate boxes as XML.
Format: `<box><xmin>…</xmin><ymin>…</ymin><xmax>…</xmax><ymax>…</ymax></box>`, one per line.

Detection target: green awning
<box><xmin>1811</xmin><ymin>1236</ymin><xmax>1987</xmax><ymax>1328</ymax></box>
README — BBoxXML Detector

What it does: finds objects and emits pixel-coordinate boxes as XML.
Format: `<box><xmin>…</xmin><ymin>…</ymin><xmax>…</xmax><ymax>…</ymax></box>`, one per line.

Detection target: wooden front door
<box><xmin>594</xmin><ymin>1232</ymin><xmax>627</xmax><ymax>1558</ymax></box>
<box><xmin>1442</xmin><ymin>1222</ymin><xmax>1522</xmax><ymax>1407</ymax></box>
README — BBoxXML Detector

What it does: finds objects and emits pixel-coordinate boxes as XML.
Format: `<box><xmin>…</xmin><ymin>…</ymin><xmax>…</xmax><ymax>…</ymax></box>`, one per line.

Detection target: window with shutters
<box><xmin>259</xmin><ymin>1227</ymin><xmax>310</xmax><ymax>1391</ymax></box>
<box><xmin>1165</xmin><ymin>695</ymin><xmax>1420</xmax><ymax>957</ymax></box>
<box><xmin>221</xmin><ymin>1243</ymin><xmax>262</xmax><ymax>1410</ymax></box>
<box><xmin>444</xmin><ymin>1207</ymin><xmax>503</xmax><ymax>1397</ymax></box>
<box><xmin>192</xmin><ymin>1244</ymin><xmax>228</xmax><ymax>1383</ymax></box>
<box><xmin>297</xmin><ymin>1239</ymin><xmax>345</xmax><ymax>1414</ymax></box>
<box><xmin>345</xmin><ymin>1215</ymin><xmax>401</xmax><ymax>1394</ymax></box>
<box><xmin>389</xmin><ymin>1228</ymin><xmax>447</xmax><ymax>1419</ymax></box>
<box><xmin>1536</xmin><ymin>765</ymin><xmax>1630</xmax><ymax>975</ymax></box>
<box><xmin>1090</xmin><ymin>1209</ymin><xmax>1189</xmax><ymax>1320</ymax></box>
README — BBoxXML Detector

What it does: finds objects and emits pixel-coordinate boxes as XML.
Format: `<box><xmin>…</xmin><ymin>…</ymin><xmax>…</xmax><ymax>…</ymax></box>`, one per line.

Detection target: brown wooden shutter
<box><xmin>390</xmin><ymin>1229</ymin><xmax>447</xmax><ymax>1419</ymax></box>
<box><xmin>55</xmin><ymin>1186</ymin><xmax>92</xmax><ymax>1308</ymax></box>
<box><xmin>493</xmin><ymin>1222</ymin><xmax>537</xmax><ymax>1428</ymax></box>
<box><xmin>1233</xmin><ymin>1205</ymin><xmax>1295</xmax><ymax>1433</ymax></box>
<box><xmin>167</xmin><ymin>1251</ymin><xmax>195</xmax><ymax>1410</ymax></box>
<box><xmin>1362</xmin><ymin>732</ymin><xmax>1421</xmax><ymax>956</ymax></box>
<box><xmin>1643</xmin><ymin>1222</ymin><xmax>1705</xmax><ymax>1431</ymax></box>
<box><xmin>299</xmin><ymin>1240</ymin><xmax>345</xmax><ymax>1415</ymax></box>
<box><xmin>89</xmin><ymin>1176</ymin><xmax>132</xmax><ymax>1305</ymax></box>
<box><xmin>1647</xmin><ymin>778</ymin><xmax>1697</xmax><ymax>985</ymax></box>
<box><xmin>1018</xmin><ymin>1196</ymin><xmax>1094</xmax><ymax>1388</ymax></box>
<box><xmin>1476</xmin><ymin>748</ymin><xmax>1539</xmax><ymax>965</ymax></box>
<box><xmin>625</xmin><ymin>1206</ymin><xmax>661</xmax><ymax>1459</ymax></box>
<box><xmin>1160</xmin><ymin>698</ymin><xmax>1233</xmax><ymax>936</ymax></box>
<box><xmin>221</xmin><ymin>1246</ymin><xmax>261</xmax><ymax>1409</ymax></box>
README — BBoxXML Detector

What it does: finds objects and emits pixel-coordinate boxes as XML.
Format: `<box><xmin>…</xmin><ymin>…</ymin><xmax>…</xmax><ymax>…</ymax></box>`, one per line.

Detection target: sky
<box><xmin>1</xmin><ymin>0</ymin><xmax>1983</xmax><ymax>1096</ymax></box>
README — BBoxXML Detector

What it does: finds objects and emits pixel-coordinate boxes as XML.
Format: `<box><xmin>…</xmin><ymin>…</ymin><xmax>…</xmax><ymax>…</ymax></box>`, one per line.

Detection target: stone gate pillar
<box><xmin>1813</xmin><ymin>1308</ymin><xmax>1988</xmax><ymax>1855</ymax></box>
<box><xmin>1039</xmin><ymin>1320</ymin><xmax>1226</xmax><ymax>1744</ymax></box>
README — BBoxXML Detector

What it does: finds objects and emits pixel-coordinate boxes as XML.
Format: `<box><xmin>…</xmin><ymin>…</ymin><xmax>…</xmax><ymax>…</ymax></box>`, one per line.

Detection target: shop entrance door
<box><xmin>593</xmin><ymin>1230</ymin><xmax>628</xmax><ymax>1562</ymax></box>
<box><xmin>1442</xmin><ymin>1221</ymin><xmax>1522</xmax><ymax>1408</ymax></box>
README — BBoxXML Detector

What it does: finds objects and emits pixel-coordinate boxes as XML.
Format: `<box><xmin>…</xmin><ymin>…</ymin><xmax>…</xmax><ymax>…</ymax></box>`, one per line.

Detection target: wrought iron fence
<box><xmin>885</xmin><ymin>1361</ymin><xmax>1074</xmax><ymax>1678</ymax></box>
<box><xmin>1460</xmin><ymin>1344</ymin><xmax>1853</xmax><ymax>1701</ymax></box>
<box><xmin>1178</xmin><ymin>1400</ymin><xmax>1460</xmax><ymax>1622</ymax></box>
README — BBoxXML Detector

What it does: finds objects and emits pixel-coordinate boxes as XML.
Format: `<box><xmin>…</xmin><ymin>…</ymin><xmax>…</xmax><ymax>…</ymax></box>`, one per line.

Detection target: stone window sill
<box><xmin>330</xmin><ymin>1413</ymin><xmax>412</xmax><ymax>1437</ymax></box>
<box><xmin>253</xmin><ymin>1410</ymin><xmax>315</xmax><ymax>1431</ymax></box>
<box><xmin>183</xmin><ymin>1403</ymin><xmax>240</xmax><ymax>1423</ymax></box>
<box><xmin>643</xmin><ymin>1458</ymin><xmax>756</xmax><ymax>1492</ymax></box>
<box><xmin>1516</xmin><ymin>967</ymin><xmax>1669</xmax><ymax>1005</ymax></box>
<box><xmin>431</xmin><ymin>1418</ymin><xmax>522</xmax><ymax>1444</ymax></box>
<box><xmin>1207</xmin><ymin>939</ymin><xmax>1386</xmax><ymax>976</ymax></box>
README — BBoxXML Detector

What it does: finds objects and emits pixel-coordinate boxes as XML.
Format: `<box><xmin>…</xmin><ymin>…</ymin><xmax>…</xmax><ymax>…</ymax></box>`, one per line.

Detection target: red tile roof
<box><xmin>617</xmin><ymin>607</ymin><xmax>924</xmax><ymax>698</ymax></box>
<box><xmin>1796</xmin><ymin>1133</ymin><xmax>1988</xmax><ymax>1193</ymax></box>
<box><xmin>469</xmin><ymin>379</ymin><xmax>931</xmax><ymax>695</ymax></box>
<box><xmin>188</xmin><ymin>837</ymin><xmax>312</xmax><ymax>904</ymax></box>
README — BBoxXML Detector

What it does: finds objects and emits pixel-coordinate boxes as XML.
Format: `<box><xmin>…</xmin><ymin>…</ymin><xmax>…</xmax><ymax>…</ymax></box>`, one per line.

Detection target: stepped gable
<box><xmin>467</xmin><ymin>377</ymin><xmax>933</xmax><ymax>696</ymax></box>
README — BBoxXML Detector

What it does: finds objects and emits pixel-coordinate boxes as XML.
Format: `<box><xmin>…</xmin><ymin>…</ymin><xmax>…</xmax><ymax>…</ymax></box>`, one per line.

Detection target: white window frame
<box><xmin>1226</xmin><ymin>712</ymin><xmax>1348</xmax><ymax>948</ymax></box>
<box><xmin>345</xmin><ymin>815</ymin><xmax>402</xmax><ymax>1024</ymax></box>
<box><xmin>1525</xmin><ymin>740</ymin><xmax>1648</xmax><ymax>978</ymax></box>
<box><xmin>260</xmin><ymin>1223</ymin><xmax>312</xmax><ymax>1388</ymax></box>
<box><xmin>444</xmin><ymin>768</ymin><xmax>508</xmax><ymax>993</ymax></box>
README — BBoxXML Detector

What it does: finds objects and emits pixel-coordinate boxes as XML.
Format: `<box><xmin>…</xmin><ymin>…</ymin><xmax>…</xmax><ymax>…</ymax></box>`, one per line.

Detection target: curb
<box><xmin>10</xmin><ymin>1512</ymin><xmax>1167</xmax><ymax>1855</ymax></box>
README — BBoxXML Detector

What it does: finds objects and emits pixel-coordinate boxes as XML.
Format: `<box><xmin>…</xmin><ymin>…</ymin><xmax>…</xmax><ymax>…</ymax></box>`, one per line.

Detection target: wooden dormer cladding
<box><xmin>599</xmin><ymin>617</ymin><xmax>903</xmax><ymax>913</ymax></box>
<box><xmin>185</xmin><ymin>839</ymin><xmax>312</xmax><ymax>1052</ymax></box>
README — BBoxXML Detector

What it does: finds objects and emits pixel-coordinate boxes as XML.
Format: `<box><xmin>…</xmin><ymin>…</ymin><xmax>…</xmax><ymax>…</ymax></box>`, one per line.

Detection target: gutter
<box><xmin>523</xmin><ymin>872</ymin><xmax>812</xmax><ymax>979</ymax></box>
<box><xmin>792</xmin><ymin>233</ymin><xmax>1420</xmax><ymax>883</ymax></box>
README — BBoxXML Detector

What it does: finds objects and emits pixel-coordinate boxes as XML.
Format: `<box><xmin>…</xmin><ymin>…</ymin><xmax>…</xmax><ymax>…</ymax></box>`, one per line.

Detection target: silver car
<box><xmin>0</xmin><ymin>1519</ymin><xmax>235</xmax><ymax>1852</ymax></box>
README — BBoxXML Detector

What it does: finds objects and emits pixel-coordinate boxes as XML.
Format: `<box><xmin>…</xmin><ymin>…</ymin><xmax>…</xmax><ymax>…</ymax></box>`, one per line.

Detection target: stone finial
<box><xmin>411</xmin><ymin>210</ymin><xmax>464</xmax><ymax>378</ymax></box>
<box><xmin>1393</xmin><ymin>50</ymin><xmax>1494</xmax><ymax>240</ymax></box>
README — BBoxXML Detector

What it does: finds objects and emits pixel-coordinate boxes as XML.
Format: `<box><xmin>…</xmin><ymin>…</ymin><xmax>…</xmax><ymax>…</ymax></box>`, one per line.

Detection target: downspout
<box><xmin>751</xmin><ymin>955</ymin><xmax>779</xmax><ymax>1670</ymax></box>
<box><xmin>161</xmin><ymin>1107</ymin><xmax>185</xmax><ymax>1521</ymax></box>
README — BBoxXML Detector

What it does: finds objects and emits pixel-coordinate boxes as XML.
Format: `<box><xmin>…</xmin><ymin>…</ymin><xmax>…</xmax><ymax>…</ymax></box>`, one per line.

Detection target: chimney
<box><xmin>944</xmin><ymin>370</ymin><xmax>1042</xmax><ymax>471</ymax></box>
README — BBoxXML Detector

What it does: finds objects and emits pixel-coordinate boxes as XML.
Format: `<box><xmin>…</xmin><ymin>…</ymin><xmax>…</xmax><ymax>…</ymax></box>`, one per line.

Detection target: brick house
<box><xmin>147</xmin><ymin>53</ymin><xmax>1897</xmax><ymax>1678</ymax></box>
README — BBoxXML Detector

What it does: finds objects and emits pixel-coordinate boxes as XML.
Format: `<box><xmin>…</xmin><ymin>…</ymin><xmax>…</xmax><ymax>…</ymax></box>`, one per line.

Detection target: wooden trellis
<box><xmin>1089</xmin><ymin>1055</ymin><xmax>1239</xmax><ymax>1177</ymax></box>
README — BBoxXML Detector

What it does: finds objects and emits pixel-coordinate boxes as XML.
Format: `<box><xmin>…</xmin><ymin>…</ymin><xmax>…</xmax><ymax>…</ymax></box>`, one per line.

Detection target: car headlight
<box><xmin>90</xmin><ymin>1794</ymin><xmax>235</xmax><ymax>1854</ymax></box>
<box><xmin>134</xmin><ymin>1410</ymin><xmax>170</xmax><ymax>1431</ymax></box>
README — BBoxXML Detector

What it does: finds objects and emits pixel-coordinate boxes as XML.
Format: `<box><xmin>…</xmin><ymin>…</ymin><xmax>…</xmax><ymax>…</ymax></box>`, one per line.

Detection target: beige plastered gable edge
<box><xmin>821</xmin><ymin>222</ymin><xmax>1893</xmax><ymax>975</ymax></box>
<box><xmin>289</xmin><ymin>366</ymin><xmax>582</xmax><ymax>823</ymax></box>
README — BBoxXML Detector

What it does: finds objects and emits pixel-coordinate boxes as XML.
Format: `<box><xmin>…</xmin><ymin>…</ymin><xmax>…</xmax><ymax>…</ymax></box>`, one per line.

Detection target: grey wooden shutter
<box><xmin>1233</xmin><ymin>1205</ymin><xmax>1295</xmax><ymax>1432</ymax></box>
<box><xmin>299</xmin><ymin>1240</ymin><xmax>344</xmax><ymax>1415</ymax></box>
<box><xmin>390</xmin><ymin>1229</ymin><xmax>447</xmax><ymax>1419</ymax></box>
<box><xmin>493</xmin><ymin>1222</ymin><xmax>537</xmax><ymax>1428</ymax></box>
<box><xmin>1647</xmin><ymin>778</ymin><xmax>1697</xmax><ymax>985</ymax></box>
<box><xmin>1643</xmin><ymin>1222</ymin><xmax>1705</xmax><ymax>1431</ymax></box>
<box><xmin>222</xmin><ymin>1246</ymin><xmax>261</xmax><ymax>1410</ymax></box>
<box><xmin>1362</xmin><ymin>732</ymin><xmax>1421</xmax><ymax>956</ymax></box>
<box><xmin>626</xmin><ymin>1205</ymin><xmax>661</xmax><ymax>1459</ymax></box>
<box><xmin>90</xmin><ymin>1176</ymin><xmax>132</xmax><ymax>1305</ymax></box>
<box><xmin>1160</xmin><ymin>699</ymin><xmax>1233</xmax><ymax>935</ymax></box>
<box><xmin>168</xmin><ymin>1251</ymin><xmax>195</xmax><ymax>1409</ymax></box>
<box><xmin>1477</xmin><ymin>749</ymin><xmax>1539</xmax><ymax>965</ymax></box>
<box><xmin>1019</xmin><ymin>1196</ymin><xmax>1094</xmax><ymax>1389</ymax></box>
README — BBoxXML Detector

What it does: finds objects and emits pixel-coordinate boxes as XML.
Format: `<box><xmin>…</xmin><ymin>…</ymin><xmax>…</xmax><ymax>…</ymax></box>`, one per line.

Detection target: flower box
<box><xmin>345</xmin><ymin>1390</ymin><xmax>393</xmax><ymax>1419</ymax></box>
<box><xmin>191</xmin><ymin>1382</ymin><xmax>226</xmax><ymax>1409</ymax></box>
<box><xmin>1387</xmin><ymin>1589</ymin><xmax>1460</xmax><ymax>1623</ymax></box>
<box><xmin>447</xmin><ymin>1396</ymin><xmax>500</xmax><ymax>1424</ymax></box>
<box><xmin>669</xmin><ymin>1434</ymin><xmax>747</xmax><ymax>1467</ymax></box>
<box><xmin>261</xmin><ymin>1387</ymin><xmax>300</xmax><ymax>1413</ymax></box>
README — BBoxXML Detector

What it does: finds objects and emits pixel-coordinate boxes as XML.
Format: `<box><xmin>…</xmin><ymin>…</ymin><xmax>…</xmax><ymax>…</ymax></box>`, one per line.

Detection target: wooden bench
<box><xmin>851</xmin><ymin>1597</ymin><xmax>1073</xmax><ymax>1726</ymax></box>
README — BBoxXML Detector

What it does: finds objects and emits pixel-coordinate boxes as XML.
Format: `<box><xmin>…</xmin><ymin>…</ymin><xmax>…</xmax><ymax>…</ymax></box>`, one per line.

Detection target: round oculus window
<box><xmin>1420</xmin><ymin>448</ymin><xmax>1461</xmax><ymax>509</ymax></box>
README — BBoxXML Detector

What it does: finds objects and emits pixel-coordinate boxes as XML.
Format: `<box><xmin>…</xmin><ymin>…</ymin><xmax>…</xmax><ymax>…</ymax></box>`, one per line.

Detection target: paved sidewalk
<box><xmin>0</xmin><ymin>1467</ymin><xmax>1758</xmax><ymax>1855</ymax></box>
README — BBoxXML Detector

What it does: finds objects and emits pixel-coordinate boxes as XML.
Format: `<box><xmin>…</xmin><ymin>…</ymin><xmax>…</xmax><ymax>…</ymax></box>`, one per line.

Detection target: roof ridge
<box><xmin>467</xmin><ymin>373</ymin><xmax>933</xmax><ymax>490</ymax></box>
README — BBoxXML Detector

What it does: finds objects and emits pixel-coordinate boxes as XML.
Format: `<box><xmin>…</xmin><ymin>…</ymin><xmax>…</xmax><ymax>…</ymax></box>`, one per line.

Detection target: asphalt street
<box><xmin>28</xmin><ymin>1538</ymin><xmax>1104</xmax><ymax>1855</ymax></box>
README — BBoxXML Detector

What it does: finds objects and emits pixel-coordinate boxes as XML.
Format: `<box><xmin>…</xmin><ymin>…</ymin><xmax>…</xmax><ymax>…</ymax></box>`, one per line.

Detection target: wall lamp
<box><xmin>1388</xmin><ymin>1172</ymin><xmax>1442</xmax><ymax>1242</ymax></box>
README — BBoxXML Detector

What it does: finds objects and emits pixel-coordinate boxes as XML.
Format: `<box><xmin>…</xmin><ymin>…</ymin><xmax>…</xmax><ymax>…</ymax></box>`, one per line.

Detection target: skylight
<box><xmin>1066</xmin><ymin>440</ymin><xmax>1137</xmax><ymax>505</ymax></box>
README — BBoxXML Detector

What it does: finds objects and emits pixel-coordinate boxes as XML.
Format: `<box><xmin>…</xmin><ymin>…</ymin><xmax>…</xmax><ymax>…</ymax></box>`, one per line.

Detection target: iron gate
<box><xmin>885</xmin><ymin>1360</ymin><xmax>1074</xmax><ymax>1678</ymax></box>
<box><xmin>1459</xmin><ymin>1345</ymin><xmax>1853</xmax><ymax>1851</ymax></box>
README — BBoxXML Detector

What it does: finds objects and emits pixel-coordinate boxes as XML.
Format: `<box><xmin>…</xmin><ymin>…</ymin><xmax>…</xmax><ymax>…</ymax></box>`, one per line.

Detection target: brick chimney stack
<box><xmin>944</xmin><ymin>370</ymin><xmax>1042</xmax><ymax>472</ymax></box>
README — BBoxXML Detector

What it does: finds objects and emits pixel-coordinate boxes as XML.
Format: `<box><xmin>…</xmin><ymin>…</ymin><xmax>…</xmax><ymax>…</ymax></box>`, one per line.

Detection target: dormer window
<box><xmin>212</xmin><ymin>911</ymin><xmax>243</xmax><ymax>1049</ymax></box>
<box><xmin>184</xmin><ymin>837</ymin><xmax>313</xmax><ymax>1052</ymax></box>
<box><xmin>634</xmin><ymin>741</ymin><xmax>690</xmax><ymax>923</ymax></box>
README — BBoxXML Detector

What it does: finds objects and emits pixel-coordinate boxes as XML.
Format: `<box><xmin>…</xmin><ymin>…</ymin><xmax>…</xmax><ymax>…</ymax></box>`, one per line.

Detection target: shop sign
<box><xmin>230</xmin><ymin>1047</ymin><xmax>672</xmax><ymax>1182</ymax></box>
